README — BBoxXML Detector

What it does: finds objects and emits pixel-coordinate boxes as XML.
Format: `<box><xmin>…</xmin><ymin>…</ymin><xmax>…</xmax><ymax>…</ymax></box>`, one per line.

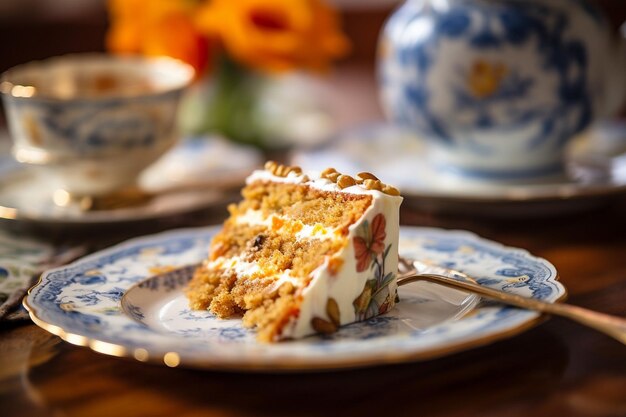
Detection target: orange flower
<box><xmin>369</xmin><ymin>214</ymin><xmax>387</xmax><ymax>255</ymax></box>
<box><xmin>354</xmin><ymin>237</ymin><xmax>372</xmax><ymax>273</ymax></box>
<box><xmin>353</xmin><ymin>214</ymin><xmax>387</xmax><ymax>272</ymax></box>
<box><xmin>195</xmin><ymin>0</ymin><xmax>350</xmax><ymax>73</ymax></box>
<box><xmin>106</xmin><ymin>0</ymin><xmax>210</xmax><ymax>75</ymax></box>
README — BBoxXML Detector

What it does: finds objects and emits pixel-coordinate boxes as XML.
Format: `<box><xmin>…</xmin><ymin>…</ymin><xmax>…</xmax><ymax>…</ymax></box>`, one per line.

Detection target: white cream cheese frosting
<box><xmin>241</xmin><ymin>165</ymin><xmax>403</xmax><ymax>340</ymax></box>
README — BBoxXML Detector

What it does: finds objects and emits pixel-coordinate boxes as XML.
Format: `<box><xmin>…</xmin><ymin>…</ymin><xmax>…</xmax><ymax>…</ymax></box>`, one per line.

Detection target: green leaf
<box><xmin>366</xmin><ymin>300</ymin><xmax>379</xmax><ymax>319</ymax></box>
<box><xmin>383</xmin><ymin>243</ymin><xmax>392</xmax><ymax>260</ymax></box>
<box><xmin>379</xmin><ymin>272</ymin><xmax>396</xmax><ymax>288</ymax></box>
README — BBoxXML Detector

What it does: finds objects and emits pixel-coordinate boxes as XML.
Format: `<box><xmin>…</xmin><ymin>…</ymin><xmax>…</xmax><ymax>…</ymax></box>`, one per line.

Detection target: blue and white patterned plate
<box><xmin>24</xmin><ymin>226</ymin><xmax>565</xmax><ymax>371</ymax></box>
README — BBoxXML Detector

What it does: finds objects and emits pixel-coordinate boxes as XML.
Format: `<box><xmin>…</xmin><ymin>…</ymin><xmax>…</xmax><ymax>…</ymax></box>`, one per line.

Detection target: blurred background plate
<box><xmin>139</xmin><ymin>135</ymin><xmax>262</xmax><ymax>193</ymax></box>
<box><xmin>291</xmin><ymin>123</ymin><xmax>626</xmax><ymax>217</ymax></box>
<box><xmin>0</xmin><ymin>134</ymin><xmax>262</xmax><ymax>226</ymax></box>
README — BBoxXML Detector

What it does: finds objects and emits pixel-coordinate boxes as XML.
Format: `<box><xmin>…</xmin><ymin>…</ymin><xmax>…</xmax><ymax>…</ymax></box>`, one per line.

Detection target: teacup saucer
<box><xmin>291</xmin><ymin>124</ymin><xmax>626</xmax><ymax>216</ymax></box>
<box><xmin>0</xmin><ymin>136</ymin><xmax>263</xmax><ymax>226</ymax></box>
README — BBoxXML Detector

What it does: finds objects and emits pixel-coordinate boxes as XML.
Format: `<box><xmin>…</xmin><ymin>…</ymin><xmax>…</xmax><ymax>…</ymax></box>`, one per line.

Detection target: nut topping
<box><xmin>264</xmin><ymin>161</ymin><xmax>303</xmax><ymax>177</ymax></box>
<box><xmin>321</xmin><ymin>167</ymin><xmax>341</xmax><ymax>182</ymax></box>
<box><xmin>363</xmin><ymin>179</ymin><xmax>383</xmax><ymax>191</ymax></box>
<box><xmin>337</xmin><ymin>175</ymin><xmax>356</xmax><ymax>189</ymax></box>
<box><xmin>265</xmin><ymin>163</ymin><xmax>400</xmax><ymax>195</ymax></box>
<box><xmin>382</xmin><ymin>184</ymin><xmax>401</xmax><ymax>196</ymax></box>
<box><xmin>356</xmin><ymin>172</ymin><xmax>379</xmax><ymax>182</ymax></box>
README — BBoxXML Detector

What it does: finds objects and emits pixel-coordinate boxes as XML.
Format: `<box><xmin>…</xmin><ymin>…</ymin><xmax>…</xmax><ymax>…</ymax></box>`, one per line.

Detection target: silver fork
<box><xmin>397</xmin><ymin>256</ymin><xmax>626</xmax><ymax>345</ymax></box>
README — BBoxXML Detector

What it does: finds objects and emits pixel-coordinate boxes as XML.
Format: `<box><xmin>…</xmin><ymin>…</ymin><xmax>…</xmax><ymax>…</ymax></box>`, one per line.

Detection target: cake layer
<box><xmin>187</xmin><ymin>178</ymin><xmax>376</xmax><ymax>341</ymax></box>
<box><xmin>192</xmin><ymin>221</ymin><xmax>346</xmax><ymax>287</ymax></box>
<box><xmin>239</xmin><ymin>181</ymin><xmax>373</xmax><ymax>231</ymax></box>
<box><xmin>186</xmin><ymin>162</ymin><xmax>403</xmax><ymax>342</ymax></box>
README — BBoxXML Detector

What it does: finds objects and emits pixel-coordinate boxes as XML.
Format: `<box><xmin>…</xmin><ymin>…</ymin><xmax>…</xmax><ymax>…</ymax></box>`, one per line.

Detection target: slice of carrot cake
<box><xmin>186</xmin><ymin>161</ymin><xmax>403</xmax><ymax>342</ymax></box>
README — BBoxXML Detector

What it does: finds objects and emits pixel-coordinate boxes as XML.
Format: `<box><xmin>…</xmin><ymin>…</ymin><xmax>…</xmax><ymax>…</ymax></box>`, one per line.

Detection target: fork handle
<box><xmin>399</xmin><ymin>274</ymin><xmax>626</xmax><ymax>345</ymax></box>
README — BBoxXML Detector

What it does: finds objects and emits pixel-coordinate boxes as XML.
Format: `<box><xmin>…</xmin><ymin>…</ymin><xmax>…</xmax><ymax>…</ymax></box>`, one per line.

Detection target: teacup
<box><xmin>1</xmin><ymin>54</ymin><xmax>194</xmax><ymax>196</ymax></box>
<box><xmin>379</xmin><ymin>0</ymin><xmax>626</xmax><ymax>181</ymax></box>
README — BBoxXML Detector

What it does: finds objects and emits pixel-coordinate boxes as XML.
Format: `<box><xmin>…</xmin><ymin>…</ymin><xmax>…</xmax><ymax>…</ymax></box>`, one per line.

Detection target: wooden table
<box><xmin>1</xmin><ymin>197</ymin><xmax>625</xmax><ymax>417</ymax></box>
<box><xmin>1</xmin><ymin>67</ymin><xmax>625</xmax><ymax>417</ymax></box>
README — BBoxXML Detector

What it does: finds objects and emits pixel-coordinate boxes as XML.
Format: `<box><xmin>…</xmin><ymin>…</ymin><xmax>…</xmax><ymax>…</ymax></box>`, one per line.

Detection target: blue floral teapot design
<box><xmin>379</xmin><ymin>0</ymin><xmax>625</xmax><ymax>180</ymax></box>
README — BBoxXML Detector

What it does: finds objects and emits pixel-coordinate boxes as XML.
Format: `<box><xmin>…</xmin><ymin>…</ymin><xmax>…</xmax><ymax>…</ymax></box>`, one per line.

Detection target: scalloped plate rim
<box><xmin>24</xmin><ymin>226</ymin><xmax>566</xmax><ymax>372</ymax></box>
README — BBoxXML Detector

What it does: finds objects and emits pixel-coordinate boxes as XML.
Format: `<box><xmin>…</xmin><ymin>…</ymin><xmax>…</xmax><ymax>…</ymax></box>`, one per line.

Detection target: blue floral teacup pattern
<box><xmin>379</xmin><ymin>0</ymin><xmax>625</xmax><ymax>180</ymax></box>
<box><xmin>1</xmin><ymin>54</ymin><xmax>194</xmax><ymax>196</ymax></box>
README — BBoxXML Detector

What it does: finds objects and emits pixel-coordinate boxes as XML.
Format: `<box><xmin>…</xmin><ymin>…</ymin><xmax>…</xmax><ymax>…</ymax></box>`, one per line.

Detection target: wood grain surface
<box><xmin>1</xmin><ymin>67</ymin><xmax>625</xmax><ymax>417</ymax></box>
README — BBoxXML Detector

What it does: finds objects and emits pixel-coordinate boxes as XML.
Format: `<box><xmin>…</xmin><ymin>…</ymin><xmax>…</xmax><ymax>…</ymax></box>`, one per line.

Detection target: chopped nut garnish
<box><xmin>321</xmin><ymin>168</ymin><xmax>341</xmax><ymax>182</ymax></box>
<box><xmin>276</xmin><ymin>165</ymin><xmax>289</xmax><ymax>177</ymax></box>
<box><xmin>264</xmin><ymin>161</ymin><xmax>303</xmax><ymax>177</ymax></box>
<box><xmin>265</xmin><ymin>163</ymin><xmax>396</xmax><ymax>194</ymax></box>
<box><xmin>363</xmin><ymin>179</ymin><xmax>383</xmax><ymax>191</ymax></box>
<box><xmin>327</xmin><ymin>172</ymin><xmax>341</xmax><ymax>182</ymax></box>
<box><xmin>337</xmin><ymin>175</ymin><xmax>356</xmax><ymax>189</ymax></box>
<box><xmin>264</xmin><ymin>161</ymin><xmax>278</xmax><ymax>171</ymax></box>
<box><xmin>357</xmin><ymin>172</ymin><xmax>379</xmax><ymax>181</ymax></box>
<box><xmin>321</xmin><ymin>167</ymin><xmax>340</xmax><ymax>182</ymax></box>
<box><xmin>382</xmin><ymin>184</ymin><xmax>401</xmax><ymax>196</ymax></box>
